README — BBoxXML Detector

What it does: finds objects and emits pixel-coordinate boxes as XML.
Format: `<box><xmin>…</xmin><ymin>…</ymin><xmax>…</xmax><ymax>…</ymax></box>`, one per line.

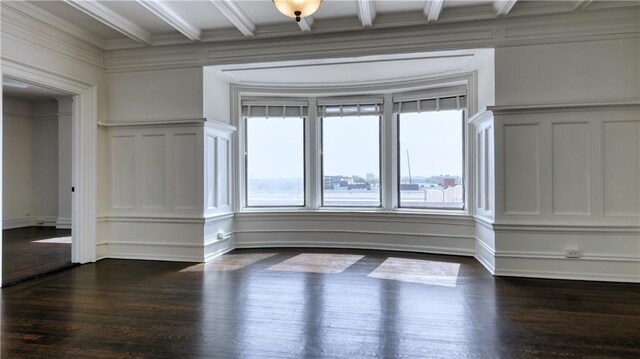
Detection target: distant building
<box><xmin>366</xmin><ymin>173</ymin><xmax>376</xmax><ymax>182</ymax></box>
<box><xmin>442</xmin><ymin>178</ymin><xmax>456</xmax><ymax>188</ymax></box>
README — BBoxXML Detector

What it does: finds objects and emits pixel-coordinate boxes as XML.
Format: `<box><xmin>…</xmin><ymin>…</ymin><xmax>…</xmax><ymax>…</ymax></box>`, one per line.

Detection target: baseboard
<box><xmin>3</xmin><ymin>217</ymin><xmax>33</xmax><ymax>230</ymax></box>
<box><xmin>235</xmin><ymin>238</ymin><xmax>475</xmax><ymax>257</ymax></box>
<box><xmin>494</xmin><ymin>268</ymin><xmax>640</xmax><ymax>283</ymax></box>
<box><xmin>56</xmin><ymin>217</ymin><xmax>72</xmax><ymax>229</ymax></box>
<box><xmin>3</xmin><ymin>216</ymin><xmax>61</xmax><ymax>230</ymax></box>
<box><xmin>99</xmin><ymin>242</ymin><xmax>203</xmax><ymax>262</ymax></box>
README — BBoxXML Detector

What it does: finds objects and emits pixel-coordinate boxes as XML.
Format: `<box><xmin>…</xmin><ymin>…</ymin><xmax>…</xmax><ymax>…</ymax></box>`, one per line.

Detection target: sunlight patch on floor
<box><xmin>31</xmin><ymin>236</ymin><xmax>72</xmax><ymax>244</ymax></box>
<box><xmin>368</xmin><ymin>257</ymin><xmax>461</xmax><ymax>287</ymax></box>
<box><xmin>266</xmin><ymin>253</ymin><xmax>364</xmax><ymax>274</ymax></box>
<box><xmin>181</xmin><ymin>253</ymin><xmax>278</xmax><ymax>272</ymax></box>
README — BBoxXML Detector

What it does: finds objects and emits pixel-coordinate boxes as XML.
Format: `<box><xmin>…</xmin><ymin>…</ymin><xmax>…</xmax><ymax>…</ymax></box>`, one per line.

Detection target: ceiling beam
<box><xmin>573</xmin><ymin>0</ymin><xmax>594</xmax><ymax>11</ymax></box>
<box><xmin>63</xmin><ymin>0</ymin><xmax>152</xmax><ymax>45</ymax></box>
<box><xmin>297</xmin><ymin>16</ymin><xmax>314</xmax><ymax>32</ymax></box>
<box><xmin>137</xmin><ymin>0</ymin><xmax>201</xmax><ymax>41</ymax></box>
<box><xmin>357</xmin><ymin>0</ymin><xmax>376</xmax><ymax>28</ymax></box>
<box><xmin>424</xmin><ymin>0</ymin><xmax>444</xmax><ymax>23</ymax></box>
<box><xmin>493</xmin><ymin>0</ymin><xmax>518</xmax><ymax>16</ymax></box>
<box><xmin>210</xmin><ymin>0</ymin><xmax>255</xmax><ymax>37</ymax></box>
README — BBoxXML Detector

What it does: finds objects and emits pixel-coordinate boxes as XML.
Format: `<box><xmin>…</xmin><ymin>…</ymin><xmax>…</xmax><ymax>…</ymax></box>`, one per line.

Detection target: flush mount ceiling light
<box><xmin>273</xmin><ymin>0</ymin><xmax>322</xmax><ymax>22</ymax></box>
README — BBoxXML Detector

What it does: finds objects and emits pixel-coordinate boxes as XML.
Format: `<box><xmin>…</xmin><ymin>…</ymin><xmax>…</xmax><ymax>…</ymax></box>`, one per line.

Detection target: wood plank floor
<box><xmin>1</xmin><ymin>248</ymin><xmax>639</xmax><ymax>358</ymax></box>
<box><xmin>2</xmin><ymin>227</ymin><xmax>73</xmax><ymax>286</ymax></box>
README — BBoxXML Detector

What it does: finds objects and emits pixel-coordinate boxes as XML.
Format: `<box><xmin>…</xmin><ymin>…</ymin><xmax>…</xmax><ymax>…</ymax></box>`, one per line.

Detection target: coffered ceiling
<box><xmin>7</xmin><ymin>0</ymin><xmax>622</xmax><ymax>50</ymax></box>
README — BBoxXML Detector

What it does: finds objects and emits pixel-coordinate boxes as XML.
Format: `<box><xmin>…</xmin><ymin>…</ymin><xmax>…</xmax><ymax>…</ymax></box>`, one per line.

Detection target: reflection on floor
<box><xmin>368</xmin><ymin>257</ymin><xmax>461</xmax><ymax>287</ymax></box>
<box><xmin>266</xmin><ymin>253</ymin><xmax>365</xmax><ymax>273</ymax></box>
<box><xmin>181</xmin><ymin>252</ymin><xmax>278</xmax><ymax>272</ymax></box>
<box><xmin>3</xmin><ymin>248</ymin><xmax>639</xmax><ymax>358</ymax></box>
<box><xmin>2</xmin><ymin>226</ymin><xmax>72</xmax><ymax>285</ymax></box>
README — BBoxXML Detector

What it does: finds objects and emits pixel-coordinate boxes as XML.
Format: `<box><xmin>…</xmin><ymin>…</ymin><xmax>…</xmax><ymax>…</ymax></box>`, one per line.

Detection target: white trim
<box><xmin>494</xmin><ymin>268</ymin><xmax>640</xmax><ymax>283</ymax></box>
<box><xmin>236</xmin><ymin>240</ymin><xmax>474</xmax><ymax>257</ymax></box>
<box><xmin>56</xmin><ymin>217</ymin><xmax>72</xmax><ymax>229</ymax></box>
<box><xmin>357</xmin><ymin>0</ymin><xmax>376</xmax><ymax>28</ymax></box>
<box><xmin>424</xmin><ymin>0</ymin><xmax>444</xmax><ymax>23</ymax></box>
<box><xmin>3</xmin><ymin>59</ymin><xmax>98</xmax><ymax>266</ymax></box>
<box><xmin>493</xmin><ymin>0</ymin><xmax>517</xmax><ymax>17</ymax></box>
<box><xmin>63</xmin><ymin>0</ymin><xmax>152</xmax><ymax>45</ymax></box>
<box><xmin>136</xmin><ymin>0</ymin><xmax>201</xmax><ymax>41</ymax></box>
<box><xmin>488</xmin><ymin>101</ymin><xmax>640</xmax><ymax>114</ymax></box>
<box><xmin>209</xmin><ymin>0</ymin><xmax>256</xmax><ymax>37</ymax></box>
<box><xmin>297</xmin><ymin>17</ymin><xmax>314</xmax><ymax>32</ymax></box>
<box><xmin>2</xmin><ymin>1</ymin><xmax>105</xmax><ymax>49</ymax></box>
<box><xmin>2</xmin><ymin>217</ymin><xmax>34</xmax><ymax>230</ymax></box>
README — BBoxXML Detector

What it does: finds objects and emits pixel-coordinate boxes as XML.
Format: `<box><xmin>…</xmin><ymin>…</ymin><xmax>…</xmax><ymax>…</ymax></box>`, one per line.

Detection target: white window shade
<box><xmin>393</xmin><ymin>86</ymin><xmax>467</xmax><ymax>113</ymax></box>
<box><xmin>242</xmin><ymin>99</ymin><xmax>308</xmax><ymax>118</ymax></box>
<box><xmin>318</xmin><ymin>96</ymin><xmax>383</xmax><ymax>118</ymax></box>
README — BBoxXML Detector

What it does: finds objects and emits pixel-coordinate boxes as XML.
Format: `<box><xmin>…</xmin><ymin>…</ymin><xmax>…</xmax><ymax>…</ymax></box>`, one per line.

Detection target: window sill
<box><xmin>238</xmin><ymin>207</ymin><xmax>470</xmax><ymax>218</ymax></box>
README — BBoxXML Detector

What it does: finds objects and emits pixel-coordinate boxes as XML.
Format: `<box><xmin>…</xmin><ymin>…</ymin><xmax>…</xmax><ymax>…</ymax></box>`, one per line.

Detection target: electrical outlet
<box><xmin>565</xmin><ymin>249</ymin><xmax>581</xmax><ymax>258</ymax></box>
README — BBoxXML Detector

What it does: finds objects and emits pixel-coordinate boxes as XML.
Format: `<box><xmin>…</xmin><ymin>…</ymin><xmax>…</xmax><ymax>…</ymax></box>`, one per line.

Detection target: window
<box><xmin>321</xmin><ymin>114</ymin><xmax>381</xmax><ymax>207</ymax></box>
<box><xmin>246</xmin><ymin>116</ymin><xmax>305</xmax><ymax>206</ymax></box>
<box><xmin>398</xmin><ymin>110</ymin><xmax>464</xmax><ymax>209</ymax></box>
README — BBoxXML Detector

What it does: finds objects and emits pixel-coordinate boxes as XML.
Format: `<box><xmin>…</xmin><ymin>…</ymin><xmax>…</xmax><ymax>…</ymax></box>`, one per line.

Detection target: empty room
<box><xmin>1</xmin><ymin>0</ymin><xmax>639</xmax><ymax>358</ymax></box>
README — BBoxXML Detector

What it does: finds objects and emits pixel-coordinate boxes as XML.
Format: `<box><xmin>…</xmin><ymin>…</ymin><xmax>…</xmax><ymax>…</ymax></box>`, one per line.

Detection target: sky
<box><xmin>246</xmin><ymin>110</ymin><xmax>463</xmax><ymax>180</ymax></box>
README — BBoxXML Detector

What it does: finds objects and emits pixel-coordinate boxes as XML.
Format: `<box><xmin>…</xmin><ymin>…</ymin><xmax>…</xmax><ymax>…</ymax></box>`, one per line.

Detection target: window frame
<box><xmin>319</xmin><ymin>113</ymin><xmax>383</xmax><ymax>208</ymax></box>
<box><xmin>243</xmin><ymin>115</ymin><xmax>307</xmax><ymax>208</ymax></box>
<box><xmin>233</xmin><ymin>75</ymin><xmax>475</xmax><ymax>215</ymax></box>
<box><xmin>395</xmin><ymin>110</ymin><xmax>467</xmax><ymax>211</ymax></box>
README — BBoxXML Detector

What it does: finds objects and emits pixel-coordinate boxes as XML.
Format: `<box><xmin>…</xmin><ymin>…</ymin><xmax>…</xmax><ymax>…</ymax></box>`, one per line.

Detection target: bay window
<box><xmin>239</xmin><ymin>88</ymin><xmax>467</xmax><ymax>212</ymax></box>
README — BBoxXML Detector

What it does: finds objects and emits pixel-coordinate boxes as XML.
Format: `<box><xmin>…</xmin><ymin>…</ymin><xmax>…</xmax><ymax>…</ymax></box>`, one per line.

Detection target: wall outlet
<box><xmin>37</xmin><ymin>218</ymin><xmax>44</xmax><ymax>225</ymax></box>
<box><xmin>216</xmin><ymin>232</ymin><xmax>226</xmax><ymax>240</ymax></box>
<box><xmin>565</xmin><ymin>249</ymin><xmax>581</xmax><ymax>258</ymax></box>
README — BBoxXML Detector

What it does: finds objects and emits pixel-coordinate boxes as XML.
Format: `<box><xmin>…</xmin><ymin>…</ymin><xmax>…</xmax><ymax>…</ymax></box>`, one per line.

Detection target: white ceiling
<box><xmin>210</xmin><ymin>49</ymin><xmax>491</xmax><ymax>87</ymax></box>
<box><xmin>17</xmin><ymin>0</ymin><xmax>609</xmax><ymax>50</ymax></box>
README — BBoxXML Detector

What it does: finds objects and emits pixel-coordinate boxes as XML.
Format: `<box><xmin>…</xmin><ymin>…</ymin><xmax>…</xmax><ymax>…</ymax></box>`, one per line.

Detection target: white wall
<box><xmin>203</xmin><ymin>67</ymin><xmax>231</xmax><ymax>124</ymax></box>
<box><xmin>2</xmin><ymin>98</ymin><xmax>61</xmax><ymax>228</ymax></box>
<box><xmin>495</xmin><ymin>39</ymin><xmax>639</xmax><ymax>105</ymax></box>
<box><xmin>2</xmin><ymin>98</ymin><xmax>34</xmax><ymax>228</ymax></box>
<box><xmin>106</xmin><ymin>68</ymin><xmax>204</xmax><ymax>123</ymax></box>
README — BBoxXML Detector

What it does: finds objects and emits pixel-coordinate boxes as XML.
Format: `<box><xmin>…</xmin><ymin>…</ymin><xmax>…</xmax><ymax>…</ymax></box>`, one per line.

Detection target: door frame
<box><xmin>1</xmin><ymin>60</ymin><xmax>97</xmax><ymax>282</ymax></box>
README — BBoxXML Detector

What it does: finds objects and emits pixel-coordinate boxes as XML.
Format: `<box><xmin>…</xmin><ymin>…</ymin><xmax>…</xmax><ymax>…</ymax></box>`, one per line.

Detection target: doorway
<box><xmin>2</xmin><ymin>77</ymin><xmax>74</xmax><ymax>285</ymax></box>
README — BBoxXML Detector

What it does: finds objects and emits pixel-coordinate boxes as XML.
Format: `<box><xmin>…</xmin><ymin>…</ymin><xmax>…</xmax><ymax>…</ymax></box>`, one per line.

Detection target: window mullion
<box><xmin>382</xmin><ymin>93</ymin><xmax>396</xmax><ymax>211</ymax></box>
<box><xmin>307</xmin><ymin>97</ymin><xmax>320</xmax><ymax>209</ymax></box>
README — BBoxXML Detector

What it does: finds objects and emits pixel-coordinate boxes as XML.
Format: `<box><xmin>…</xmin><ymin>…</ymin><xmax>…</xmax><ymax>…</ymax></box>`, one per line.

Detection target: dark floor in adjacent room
<box><xmin>1</xmin><ymin>248</ymin><xmax>639</xmax><ymax>358</ymax></box>
<box><xmin>2</xmin><ymin>227</ymin><xmax>72</xmax><ymax>286</ymax></box>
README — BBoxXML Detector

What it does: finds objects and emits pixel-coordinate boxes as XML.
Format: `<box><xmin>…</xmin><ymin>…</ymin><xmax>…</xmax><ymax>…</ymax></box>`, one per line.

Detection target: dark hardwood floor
<box><xmin>2</xmin><ymin>227</ymin><xmax>73</xmax><ymax>286</ymax></box>
<box><xmin>1</xmin><ymin>248</ymin><xmax>639</xmax><ymax>358</ymax></box>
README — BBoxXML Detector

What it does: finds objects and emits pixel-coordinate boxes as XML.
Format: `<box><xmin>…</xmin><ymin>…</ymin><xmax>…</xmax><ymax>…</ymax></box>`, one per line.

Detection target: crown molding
<box><xmin>64</xmin><ymin>0</ymin><xmax>153</xmax><ymax>45</ymax></box>
<box><xmin>104</xmin><ymin>6</ymin><xmax>639</xmax><ymax>72</ymax></box>
<box><xmin>1</xmin><ymin>4</ymin><xmax>105</xmax><ymax>70</ymax></box>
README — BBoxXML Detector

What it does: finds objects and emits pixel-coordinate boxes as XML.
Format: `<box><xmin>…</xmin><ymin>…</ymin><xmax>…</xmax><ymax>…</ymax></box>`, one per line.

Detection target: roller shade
<box><xmin>318</xmin><ymin>96</ymin><xmax>384</xmax><ymax>118</ymax></box>
<box><xmin>393</xmin><ymin>86</ymin><xmax>467</xmax><ymax>113</ymax></box>
<box><xmin>242</xmin><ymin>98</ymin><xmax>308</xmax><ymax>118</ymax></box>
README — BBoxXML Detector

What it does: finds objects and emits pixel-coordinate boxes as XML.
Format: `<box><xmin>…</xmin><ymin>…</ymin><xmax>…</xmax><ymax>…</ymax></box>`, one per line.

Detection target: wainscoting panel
<box><xmin>603</xmin><ymin>120</ymin><xmax>640</xmax><ymax>216</ymax></box>
<box><xmin>141</xmin><ymin>134</ymin><xmax>166</xmax><ymax>210</ymax></box>
<box><xmin>502</xmin><ymin>123</ymin><xmax>540</xmax><ymax>215</ymax></box>
<box><xmin>551</xmin><ymin>122</ymin><xmax>591</xmax><ymax>215</ymax></box>
<box><xmin>111</xmin><ymin>135</ymin><xmax>136</xmax><ymax>210</ymax></box>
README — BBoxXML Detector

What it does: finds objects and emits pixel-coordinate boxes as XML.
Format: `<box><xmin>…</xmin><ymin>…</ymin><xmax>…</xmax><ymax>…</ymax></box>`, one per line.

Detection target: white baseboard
<box><xmin>3</xmin><ymin>217</ymin><xmax>33</xmax><ymax>230</ymax></box>
<box><xmin>56</xmin><ymin>217</ymin><xmax>72</xmax><ymax>229</ymax></box>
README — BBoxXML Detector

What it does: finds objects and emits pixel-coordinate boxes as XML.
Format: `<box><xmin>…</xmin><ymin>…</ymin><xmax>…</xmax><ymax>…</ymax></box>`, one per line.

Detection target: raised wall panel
<box><xmin>206</xmin><ymin>134</ymin><xmax>217</xmax><ymax>210</ymax></box>
<box><xmin>552</xmin><ymin>122</ymin><xmax>590</xmax><ymax>214</ymax></box>
<box><xmin>603</xmin><ymin>121</ymin><xmax>640</xmax><ymax>216</ymax></box>
<box><xmin>173</xmin><ymin>133</ymin><xmax>198</xmax><ymax>210</ymax></box>
<box><xmin>112</xmin><ymin>135</ymin><xmax>136</xmax><ymax>209</ymax></box>
<box><xmin>142</xmin><ymin>135</ymin><xmax>166</xmax><ymax>210</ymax></box>
<box><xmin>219</xmin><ymin>138</ymin><xmax>230</xmax><ymax>208</ymax></box>
<box><xmin>503</xmin><ymin>124</ymin><xmax>540</xmax><ymax>214</ymax></box>
<box><xmin>484</xmin><ymin>127</ymin><xmax>493</xmax><ymax>212</ymax></box>
<box><xmin>476</xmin><ymin>131</ymin><xmax>484</xmax><ymax>210</ymax></box>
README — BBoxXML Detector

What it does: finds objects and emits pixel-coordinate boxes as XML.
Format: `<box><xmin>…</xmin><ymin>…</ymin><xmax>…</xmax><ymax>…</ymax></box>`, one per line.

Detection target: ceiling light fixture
<box><xmin>273</xmin><ymin>0</ymin><xmax>322</xmax><ymax>22</ymax></box>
